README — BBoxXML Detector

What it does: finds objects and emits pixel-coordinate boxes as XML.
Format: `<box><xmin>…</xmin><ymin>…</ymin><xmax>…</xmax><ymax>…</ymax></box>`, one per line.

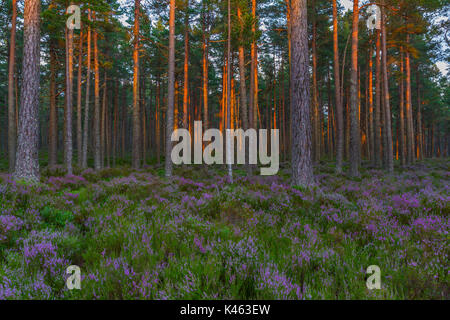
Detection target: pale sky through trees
<box><xmin>339</xmin><ymin>0</ymin><xmax>449</xmax><ymax>76</ymax></box>
<box><xmin>118</xmin><ymin>0</ymin><xmax>447</xmax><ymax>75</ymax></box>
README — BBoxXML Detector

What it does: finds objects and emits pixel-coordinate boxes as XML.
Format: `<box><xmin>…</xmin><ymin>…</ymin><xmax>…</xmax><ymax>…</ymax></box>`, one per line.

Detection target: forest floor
<box><xmin>0</xmin><ymin>159</ymin><xmax>448</xmax><ymax>299</ymax></box>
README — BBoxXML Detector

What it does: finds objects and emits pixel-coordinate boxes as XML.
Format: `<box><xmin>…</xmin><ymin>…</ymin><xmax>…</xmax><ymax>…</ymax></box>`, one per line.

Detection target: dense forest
<box><xmin>0</xmin><ymin>0</ymin><xmax>448</xmax><ymax>300</ymax></box>
<box><xmin>0</xmin><ymin>0</ymin><xmax>448</xmax><ymax>180</ymax></box>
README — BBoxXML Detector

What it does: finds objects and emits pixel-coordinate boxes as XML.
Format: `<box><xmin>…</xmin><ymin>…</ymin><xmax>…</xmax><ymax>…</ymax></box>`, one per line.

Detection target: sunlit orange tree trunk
<box><xmin>349</xmin><ymin>0</ymin><xmax>360</xmax><ymax>177</ymax></box>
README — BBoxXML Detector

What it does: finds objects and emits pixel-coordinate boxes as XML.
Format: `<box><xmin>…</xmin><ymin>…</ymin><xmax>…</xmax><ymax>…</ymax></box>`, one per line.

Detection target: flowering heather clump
<box><xmin>0</xmin><ymin>159</ymin><xmax>448</xmax><ymax>300</ymax></box>
<box><xmin>0</xmin><ymin>214</ymin><xmax>23</xmax><ymax>242</ymax></box>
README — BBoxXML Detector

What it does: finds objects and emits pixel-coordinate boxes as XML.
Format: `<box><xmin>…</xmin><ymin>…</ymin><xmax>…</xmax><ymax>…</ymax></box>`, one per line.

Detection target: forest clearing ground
<box><xmin>0</xmin><ymin>159</ymin><xmax>448</xmax><ymax>299</ymax></box>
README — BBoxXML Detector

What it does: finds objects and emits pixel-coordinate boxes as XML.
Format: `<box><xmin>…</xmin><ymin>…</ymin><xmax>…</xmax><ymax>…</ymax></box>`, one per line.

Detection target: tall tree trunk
<box><xmin>132</xmin><ymin>0</ymin><xmax>141</xmax><ymax>168</ymax></box>
<box><xmin>374</xmin><ymin>29</ymin><xmax>382</xmax><ymax>167</ymax></box>
<box><xmin>82</xmin><ymin>10</ymin><xmax>91</xmax><ymax>168</ymax></box>
<box><xmin>291</xmin><ymin>0</ymin><xmax>313</xmax><ymax>186</ymax></box>
<box><xmin>281</xmin><ymin>59</ymin><xmax>287</xmax><ymax>160</ymax></box>
<box><xmin>142</xmin><ymin>75</ymin><xmax>147</xmax><ymax>164</ymax></box>
<box><xmin>332</xmin><ymin>0</ymin><xmax>343</xmax><ymax>173</ymax></box>
<box><xmin>101</xmin><ymin>73</ymin><xmax>107</xmax><ymax>166</ymax></box>
<box><xmin>156</xmin><ymin>79</ymin><xmax>161</xmax><ymax>165</ymax></box>
<box><xmin>405</xmin><ymin>34</ymin><xmax>415</xmax><ymax>164</ymax></box>
<box><xmin>113</xmin><ymin>79</ymin><xmax>118</xmax><ymax>166</ymax></box>
<box><xmin>105</xmin><ymin>81</ymin><xmax>110</xmax><ymax>167</ymax></box>
<box><xmin>249</xmin><ymin>0</ymin><xmax>257</xmax><ymax>130</ymax></box>
<box><xmin>327</xmin><ymin>68</ymin><xmax>333</xmax><ymax>158</ymax></box>
<box><xmin>165</xmin><ymin>0</ymin><xmax>175</xmax><ymax>177</ymax></box>
<box><xmin>65</xmin><ymin>22</ymin><xmax>74</xmax><ymax>175</ymax></box>
<box><xmin>77</xmin><ymin>28</ymin><xmax>83</xmax><ymax>167</ymax></box>
<box><xmin>381</xmin><ymin>5</ymin><xmax>394</xmax><ymax>173</ymax></box>
<box><xmin>121</xmin><ymin>84</ymin><xmax>126</xmax><ymax>158</ymax></box>
<box><xmin>368</xmin><ymin>41</ymin><xmax>374</xmax><ymax>163</ymax></box>
<box><xmin>8</xmin><ymin>0</ymin><xmax>17</xmax><ymax>172</ymax></box>
<box><xmin>226</xmin><ymin>0</ymin><xmax>233</xmax><ymax>181</ymax></box>
<box><xmin>49</xmin><ymin>33</ymin><xmax>58</xmax><ymax>167</ymax></box>
<box><xmin>349</xmin><ymin>0</ymin><xmax>360</xmax><ymax>177</ymax></box>
<box><xmin>237</xmin><ymin>7</ymin><xmax>248</xmax><ymax>132</ymax></box>
<box><xmin>202</xmin><ymin>4</ymin><xmax>209</xmax><ymax>131</ymax></box>
<box><xmin>93</xmin><ymin>13</ymin><xmax>101</xmax><ymax>170</ymax></box>
<box><xmin>14</xmin><ymin>0</ymin><xmax>41</xmax><ymax>182</ymax></box>
<box><xmin>416</xmin><ymin>65</ymin><xmax>423</xmax><ymax>160</ymax></box>
<box><xmin>364</xmin><ymin>64</ymin><xmax>369</xmax><ymax>159</ymax></box>
<box><xmin>398</xmin><ymin>50</ymin><xmax>406</xmax><ymax>166</ymax></box>
<box><xmin>312</xmin><ymin>3</ymin><xmax>320</xmax><ymax>163</ymax></box>
<box><xmin>183</xmin><ymin>6</ymin><xmax>189</xmax><ymax>129</ymax></box>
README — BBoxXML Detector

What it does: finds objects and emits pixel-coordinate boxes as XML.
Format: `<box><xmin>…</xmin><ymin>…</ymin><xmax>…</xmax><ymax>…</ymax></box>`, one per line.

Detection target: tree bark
<box><xmin>183</xmin><ymin>6</ymin><xmax>189</xmax><ymax>129</ymax></box>
<box><xmin>237</xmin><ymin>7</ymin><xmax>248</xmax><ymax>131</ymax></box>
<box><xmin>332</xmin><ymin>0</ymin><xmax>343</xmax><ymax>173</ymax></box>
<box><xmin>368</xmin><ymin>41</ymin><xmax>374</xmax><ymax>163</ymax></box>
<box><xmin>202</xmin><ymin>3</ymin><xmax>209</xmax><ymax>131</ymax></box>
<box><xmin>249</xmin><ymin>0</ymin><xmax>258</xmax><ymax>130</ymax></box>
<box><xmin>381</xmin><ymin>5</ymin><xmax>394</xmax><ymax>173</ymax></box>
<box><xmin>405</xmin><ymin>34</ymin><xmax>415</xmax><ymax>164</ymax></box>
<box><xmin>349</xmin><ymin>0</ymin><xmax>360</xmax><ymax>177</ymax></box>
<box><xmin>8</xmin><ymin>0</ymin><xmax>17</xmax><ymax>172</ymax></box>
<box><xmin>49</xmin><ymin>38</ymin><xmax>58</xmax><ymax>167</ymax></box>
<box><xmin>290</xmin><ymin>0</ymin><xmax>313</xmax><ymax>186</ymax></box>
<box><xmin>65</xmin><ymin>22</ymin><xmax>74</xmax><ymax>175</ymax></box>
<box><xmin>14</xmin><ymin>0</ymin><xmax>41</xmax><ymax>182</ymax></box>
<box><xmin>165</xmin><ymin>0</ymin><xmax>175</xmax><ymax>177</ymax></box>
<box><xmin>156</xmin><ymin>79</ymin><xmax>161</xmax><ymax>165</ymax></box>
<box><xmin>82</xmin><ymin>10</ymin><xmax>91</xmax><ymax>168</ymax></box>
<box><xmin>398</xmin><ymin>50</ymin><xmax>406</xmax><ymax>166</ymax></box>
<box><xmin>93</xmin><ymin>13</ymin><xmax>101</xmax><ymax>170</ymax></box>
<box><xmin>416</xmin><ymin>65</ymin><xmax>423</xmax><ymax>160</ymax></box>
<box><xmin>226</xmin><ymin>0</ymin><xmax>233</xmax><ymax>181</ymax></box>
<box><xmin>77</xmin><ymin>27</ymin><xmax>83</xmax><ymax>167</ymax></box>
<box><xmin>113</xmin><ymin>79</ymin><xmax>119</xmax><ymax>166</ymax></box>
<box><xmin>132</xmin><ymin>0</ymin><xmax>141</xmax><ymax>168</ymax></box>
<box><xmin>101</xmin><ymin>72</ymin><xmax>107</xmax><ymax>166</ymax></box>
<box><xmin>374</xmin><ymin>29</ymin><xmax>382</xmax><ymax>167</ymax></box>
<box><xmin>312</xmin><ymin>3</ymin><xmax>320</xmax><ymax>163</ymax></box>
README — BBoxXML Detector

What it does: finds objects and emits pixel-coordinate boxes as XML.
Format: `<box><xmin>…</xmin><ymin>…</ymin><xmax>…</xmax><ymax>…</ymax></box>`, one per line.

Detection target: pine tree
<box><xmin>291</xmin><ymin>0</ymin><xmax>313</xmax><ymax>186</ymax></box>
<box><xmin>14</xmin><ymin>0</ymin><xmax>41</xmax><ymax>182</ymax></box>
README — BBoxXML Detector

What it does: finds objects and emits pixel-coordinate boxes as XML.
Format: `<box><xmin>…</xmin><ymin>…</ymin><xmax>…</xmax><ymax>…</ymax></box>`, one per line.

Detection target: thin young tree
<box><xmin>290</xmin><ymin>0</ymin><xmax>313</xmax><ymax>186</ymax></box>
<box><xmin>14</xmin><ymin>0</ymin><xmax>41</xmax><ymax>182</ymax></box>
